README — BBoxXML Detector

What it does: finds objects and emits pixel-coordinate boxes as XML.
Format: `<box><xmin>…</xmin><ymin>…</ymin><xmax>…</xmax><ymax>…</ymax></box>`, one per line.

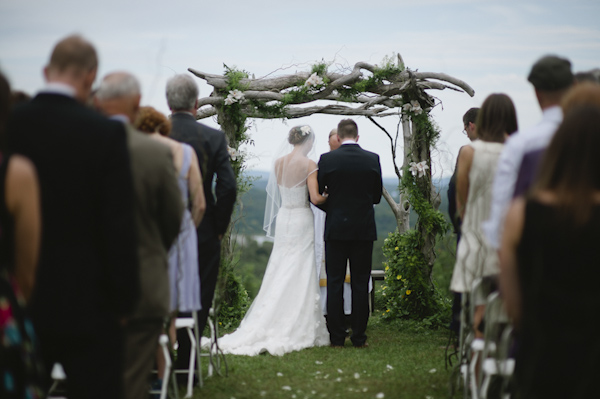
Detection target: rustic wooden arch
<box><xmin>188</xmin><ymin>54</ymin><xmax>473</xmax><ymax>244</ymax></box>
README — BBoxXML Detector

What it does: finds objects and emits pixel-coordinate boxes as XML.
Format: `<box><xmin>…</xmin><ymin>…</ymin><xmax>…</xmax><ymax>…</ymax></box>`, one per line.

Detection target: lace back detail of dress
<box><xmin>279</xmin><ymin>185</ymin><xmax>309</xmax><ymax>209</ymax></box>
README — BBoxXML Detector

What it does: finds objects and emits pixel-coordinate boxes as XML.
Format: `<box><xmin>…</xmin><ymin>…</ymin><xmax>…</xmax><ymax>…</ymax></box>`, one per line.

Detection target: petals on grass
<box><xmin>376</xmin><ymin>393</ymin><xmax>385</xmax><ymax>399</ymax></box>
<box><xmin>315</xmin><ymin>360</ymin><xmax>323</xmax><ymax>365</ymax></box>
<box><xmin>386</xmin><ymin>364</ymin><xmax>394</xmax><ymax>370</ymax></box>
<box><xmin>335</xmin><ymin>377</ymin><xmax>342</xmax><ymax>382</ymax></box>
<box><xmin>429</xmin><ymin>368</ymin><xmax>437</xmax><ymax>373</ymax></box>
<box><xmin>277</xmin><ymin>372</ymin><xmax>283</xmax><ymax>377</ymax></box>
<box><xmin>337</xmin><ymin>369</ymin><xmax>343</xmax><ymax>373</ymax></box>
<box><xmin>354</xmin><ymin>372</ymin><xmax>360</xmax><ymax>379</ymax></box>
<box><xmin>282</xmin><ymin>386</ymin><xmax>292</xmax><ymax>391</ymax></box>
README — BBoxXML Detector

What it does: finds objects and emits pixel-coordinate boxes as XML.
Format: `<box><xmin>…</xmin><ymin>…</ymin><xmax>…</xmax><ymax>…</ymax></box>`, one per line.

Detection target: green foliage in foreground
<box><xmin>193</xmin><ymin>314</ymin><xmax>459</xmax><ymax>399</ymax></box>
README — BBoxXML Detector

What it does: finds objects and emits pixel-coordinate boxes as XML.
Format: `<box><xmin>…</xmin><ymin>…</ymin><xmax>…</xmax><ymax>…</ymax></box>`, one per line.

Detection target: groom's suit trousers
<box><xmin>326</xmin><ymin>240</ymin><xmax>373</xmax><ymax>346</ymax></box>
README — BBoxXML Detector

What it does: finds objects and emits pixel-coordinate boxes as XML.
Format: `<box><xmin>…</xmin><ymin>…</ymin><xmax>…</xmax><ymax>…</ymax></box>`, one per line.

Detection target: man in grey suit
<box><xmin>95</xmin><ymin>71</ymin><xmax>183</xmax><ymax>399</ymax></box>
<box><xmin>166</xmin><ymin>74</ymin><xmax>236</xmax><ymax>378</ymax></box>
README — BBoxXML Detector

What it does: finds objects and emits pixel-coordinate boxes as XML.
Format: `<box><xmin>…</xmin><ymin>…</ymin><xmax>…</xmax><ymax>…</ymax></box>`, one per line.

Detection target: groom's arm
<box><xmin>373</xmin><ymin>155</ymin><xmax>383</xmax><ymax>204</ymax></box>
<box><xmin>316</xmin><ymin>156</ymin><xmax>328</xmax><ymax>212</ymax></box>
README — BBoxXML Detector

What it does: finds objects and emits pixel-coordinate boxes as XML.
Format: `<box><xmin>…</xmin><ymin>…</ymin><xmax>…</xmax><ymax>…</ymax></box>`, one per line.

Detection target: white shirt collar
<box><xmin>38</xmin><ymin>82</ymin><xmax>76</xmax><ymax>98</ymax></box>
<box><xmin>109</xmin><ymin>114</ymin><xmax>130</xmax><ymax>123</ymax></box>
<box><xmin>341</xmin><ymin>140</ymin><xmax>358</xmax><ymax>145</ymax></box>
<box><xmin>541</xmin><ymin>105</ymin><xmax>563</xmax><ymax>122</ymax></box>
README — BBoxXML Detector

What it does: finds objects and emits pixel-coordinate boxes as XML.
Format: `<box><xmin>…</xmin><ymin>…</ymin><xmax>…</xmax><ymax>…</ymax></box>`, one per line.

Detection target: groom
<box><xmin>317</xmin><ymin>119</ymin><xmax>382</xmax><ymax>347</ymax></box>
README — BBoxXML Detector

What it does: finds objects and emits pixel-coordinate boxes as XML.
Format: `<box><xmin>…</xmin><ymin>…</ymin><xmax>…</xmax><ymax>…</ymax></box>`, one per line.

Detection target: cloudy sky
<box><xmin>1</xmin><ymin>0</ymin><xmax>599</xmax><ymax>178</ymax></box>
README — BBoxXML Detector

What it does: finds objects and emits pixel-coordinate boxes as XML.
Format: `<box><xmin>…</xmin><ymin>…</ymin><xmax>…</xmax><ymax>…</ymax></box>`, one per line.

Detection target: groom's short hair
<box><xmin>337</xmin><ymin>119</ymin><xmax>358</xmax><ymax>139</ymax></box>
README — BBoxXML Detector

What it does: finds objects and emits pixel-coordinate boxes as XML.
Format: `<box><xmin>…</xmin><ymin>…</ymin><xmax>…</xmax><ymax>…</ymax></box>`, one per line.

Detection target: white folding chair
<box><xmin>47</xmin><ymin>363</ymin><xmax>67</xmax><ymax>398</ymax></box>
<box><xmin>479</xmin><ymin>292</ymin><xmax>515</xmax><ymax>399</ymax></box>
<box><xmin>174</xmin><ymin>311</ymin><xmax>202</xmax><ymax>397</ymax></box>
<box><xmin>148</xmin><ymin>334</ymin><xmax>175</xmax><ymax>399</ymax></box>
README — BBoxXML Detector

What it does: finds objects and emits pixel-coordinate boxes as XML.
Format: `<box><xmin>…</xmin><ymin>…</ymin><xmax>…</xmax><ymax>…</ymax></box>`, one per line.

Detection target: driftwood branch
<box><xmin>188</xmin><ymin>59</ymin><xmax>475</xmax><ymax>118</ymax></box>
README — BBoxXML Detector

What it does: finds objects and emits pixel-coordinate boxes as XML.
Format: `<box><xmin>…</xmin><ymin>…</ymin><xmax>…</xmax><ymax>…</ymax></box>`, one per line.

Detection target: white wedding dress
<box><xmin>215</xmin><ymin>184</ymin><xmax>330</xmax><ymax>356</ymax></box>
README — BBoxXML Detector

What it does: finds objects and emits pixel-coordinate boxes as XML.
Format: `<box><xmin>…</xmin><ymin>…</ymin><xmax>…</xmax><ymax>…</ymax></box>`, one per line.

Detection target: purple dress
<box><xmin>168</xmin><ymin>144</ymin><xmax>201</xmax><ymax>313</ymax></box>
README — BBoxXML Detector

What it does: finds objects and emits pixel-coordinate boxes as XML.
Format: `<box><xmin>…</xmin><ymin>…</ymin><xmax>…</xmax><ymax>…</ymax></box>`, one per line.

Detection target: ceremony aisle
<box><xmin>192</xmin><ymin>314</ymin><xmax>456</xmax><ymax>399</ymax></box>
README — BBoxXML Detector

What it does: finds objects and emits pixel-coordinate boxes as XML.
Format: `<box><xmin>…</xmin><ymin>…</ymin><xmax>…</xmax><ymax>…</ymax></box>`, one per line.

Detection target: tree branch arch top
<box><xmin>188</xmin><ymin>55</ymin><xmax>474</xmax><ymax>120</ymax></box>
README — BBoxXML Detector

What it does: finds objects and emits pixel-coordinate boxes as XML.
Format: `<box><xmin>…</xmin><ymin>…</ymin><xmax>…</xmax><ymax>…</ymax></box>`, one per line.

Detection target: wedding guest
<box><xmin>447</xmin><ymin>107</ymin><xmax>479</xmax><ymax>334</ymax></box>
<box><xmin>500</xmin><ymin>106</ymin><xmax>600</xmax><ymax>398</ymax></box>
<box><xmin>94</xmin><ymin>72</ymin><xmax>183</xmax><ymax>399</ymax></box>
<box><xmin>448</xmin><ymin>107</ymin><xmax>479</xmax><ymax>243</ymax></box>
<box><xmin>514</xmin><ymin>82</ymin><xmax>600</xmax><ymax>197</ymax></box>
<box><xmin>135</xmin><ymin>105</ymin><xmax>206</xmax><ymax>386</ymax></box>
<box><xmin>482</xmin><ymin>55</ymin><xmax>573</xmax><ymax>251</ymax></box>
<box><xmin>165</xmin><ymin>74</ymin><xmax>236</xmax><ymax>382</ymax></box>
<box><xmin>6</xmin><ymin>35</ymin><xmax>139</xmax><ymax>398</ymax></box>
<box><xmin>0</xmin><ymin>71</ymin><xmax>45</xmax><ymax>398</ymax></box>
<box><xmin>450</xmin><ymin>94</ymin><xmax>517</xmax><ymax>337</ymax></box>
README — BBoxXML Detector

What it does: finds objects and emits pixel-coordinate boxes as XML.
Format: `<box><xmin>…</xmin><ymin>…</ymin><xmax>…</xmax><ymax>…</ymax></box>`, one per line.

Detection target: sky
<box><xmin>1</xmin><ymin>0</ymin><xmax>599</xmax><ymax>178</ymax></box>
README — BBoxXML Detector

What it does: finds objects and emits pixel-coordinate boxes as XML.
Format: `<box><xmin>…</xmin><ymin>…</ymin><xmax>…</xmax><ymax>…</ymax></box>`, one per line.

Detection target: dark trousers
<box><xmin>175</xmin><ymin>236</ymin><xmax>221</xmax><ymax>375</ymax></box>
<box><xmin>38</xmin><ymin>320</ymin><xmax>124</xmax><ymax>399</ymax></box>
<box><xmin>123</xmin><ymin>319</ymin><xmax>162</xmax><ymax>399</ymax></box>
<box><xmin>325</xmin><ymin>239</ymin><xmax>373</xmax><ymax>346</ymax></box>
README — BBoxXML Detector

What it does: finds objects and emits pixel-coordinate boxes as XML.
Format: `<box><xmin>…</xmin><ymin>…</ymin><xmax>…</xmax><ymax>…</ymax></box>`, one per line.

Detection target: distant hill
<box><xmin>233</xmin><ymin>172</ymin><xmax>451</xmax><ymax>237</ymax></box>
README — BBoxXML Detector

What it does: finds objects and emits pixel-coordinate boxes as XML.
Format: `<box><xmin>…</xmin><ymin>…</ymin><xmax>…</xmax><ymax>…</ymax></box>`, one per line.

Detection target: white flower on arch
<box><xmin>304</xmin><ymin>72</ymin><xmax>324</xmax><ymax>88</ymax></box>
<box><xmin>409</xmin><ymin>160</ymin><xmax>429</xmax><ymax>178</ymax></box>
<box><xmin>224</xmin><ymin>89</ymin><xmax>245</xmax><ymax>105</ymax></box>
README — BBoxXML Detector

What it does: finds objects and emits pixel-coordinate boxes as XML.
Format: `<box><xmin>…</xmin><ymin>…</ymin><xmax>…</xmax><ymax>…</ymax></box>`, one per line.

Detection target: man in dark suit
<box><xmin>6</xmin><ymin>35</ymin><xmax>139</xmax><ymax>398</ymax></box>
<box><xmin>317</xmin><ymin>119</ymin><xmax>382</xmax><ymax>348</ymax></box>
<box><xmin>95</xmin><ymin>71</ymin><xmax>183</xmax><ymax>399</ymax></box>
<box><xmin>165</xmin><ymin>74</ymin><xmax>236</xmax><ymax>374</ymax></box>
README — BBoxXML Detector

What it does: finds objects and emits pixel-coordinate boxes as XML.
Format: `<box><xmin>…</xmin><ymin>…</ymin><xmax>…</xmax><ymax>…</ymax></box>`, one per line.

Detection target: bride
<box><xmin>216</xmin><ymin>125</ymin><xmax>330</xmax><ymax>356</ymax></box>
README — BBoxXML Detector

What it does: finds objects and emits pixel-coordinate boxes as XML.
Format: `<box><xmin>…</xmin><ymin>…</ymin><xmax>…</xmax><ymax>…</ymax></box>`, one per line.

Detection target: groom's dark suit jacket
<box><xmin>317</xmin><ymin>143</ymin><xmax>383</xmax><ymax>241</ymax></box>
<box><xmin>7</xmin><ymin>93</ymin><xmax>139</xmax><ymax>334</ymax></box>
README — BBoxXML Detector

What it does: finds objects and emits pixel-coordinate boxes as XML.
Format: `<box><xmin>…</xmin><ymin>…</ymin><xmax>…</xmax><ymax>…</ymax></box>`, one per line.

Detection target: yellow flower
<box><xmin>385</xmin><ymin>266</ymin><xmax>389</xmax><ymax>271</ymax></box>
<box><xmin>396</xmin><ymin>275</ymin><xmax>401</xmax><ymax>280</ymax></box>
<box><xmin>382</xmin><ymin>286</ymin><xmax>387</xmax><ymax>290</ymax></box>
<box><xmin>406</xmin><ymin>290</ymin><xmax>412</xmax><ymax>295</ymax></box>
<box><xmin>395</xmin><ymin>246</ymin><xmax>399</xmax><ymax>251</ymax></box>
<box><xmin>386</xmin><ymin>309</ymin><xmax>390</xmax><ymax>312</ymax></box>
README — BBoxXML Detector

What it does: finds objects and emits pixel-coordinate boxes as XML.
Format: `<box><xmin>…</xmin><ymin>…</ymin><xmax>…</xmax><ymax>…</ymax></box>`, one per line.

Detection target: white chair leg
<box><xmin>159</xmin><ymin>334</ymin><xmax>171</xmax><ymax>399</ymax></box>
<box><xmin>184</xmin><ymin>327</ymin><xmax>196</xmax><ymax>398</ymax></box>
<box><xmin>192</xmin><ymin>310</ymin><xmax>203</xmax><ymax>388</ymax></box>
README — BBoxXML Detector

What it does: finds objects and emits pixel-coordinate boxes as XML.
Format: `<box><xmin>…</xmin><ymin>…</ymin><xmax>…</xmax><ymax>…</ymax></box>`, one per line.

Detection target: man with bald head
<box><xmin>95</xmin><ymin>71</ymin><xmax>183</xmax><ymax>399</ymax></box>
<box><xmin>7</xmin><ymin>35</ymin><xmax>139</xmax><ymax>398</ymax></box>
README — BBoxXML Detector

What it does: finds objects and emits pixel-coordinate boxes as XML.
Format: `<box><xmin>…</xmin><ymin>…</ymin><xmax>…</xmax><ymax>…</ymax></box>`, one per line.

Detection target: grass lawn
<box><xmin>191</xmin><ymin>315</ymin><xmax>459</xmax><ymax>399</ymax></box>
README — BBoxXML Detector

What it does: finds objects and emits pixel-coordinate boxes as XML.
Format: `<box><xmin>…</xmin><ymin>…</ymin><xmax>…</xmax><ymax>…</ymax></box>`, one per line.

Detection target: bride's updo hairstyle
<box><xmin>288</xmin><ymin>125</ymin><xmax>314</xmax><ymax>145</ymax></box>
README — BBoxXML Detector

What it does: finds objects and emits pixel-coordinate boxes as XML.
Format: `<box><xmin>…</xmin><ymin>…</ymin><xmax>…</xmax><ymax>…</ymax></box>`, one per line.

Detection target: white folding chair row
<box><xmin>479</xmin><ymin>292</ymin><xmax>514</xmax><ymax>399</ymax></box>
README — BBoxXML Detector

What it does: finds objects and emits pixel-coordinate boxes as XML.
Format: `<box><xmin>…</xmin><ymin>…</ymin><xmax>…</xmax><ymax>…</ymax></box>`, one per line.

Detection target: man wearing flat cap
<box><xmin>482</xmin><ymin>55</ymin><xmax>573</xmax><ymax>249</ymax></box>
